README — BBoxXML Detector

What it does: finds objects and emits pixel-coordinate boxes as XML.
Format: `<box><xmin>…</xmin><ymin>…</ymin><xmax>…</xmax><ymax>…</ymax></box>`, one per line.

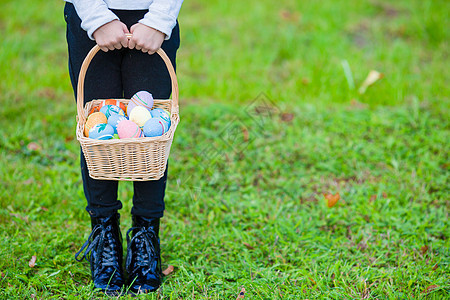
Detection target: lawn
<box><xmin>0</xmin><ymin>0</ymin><xmax>448</xmax><ymax>299</ymax></box>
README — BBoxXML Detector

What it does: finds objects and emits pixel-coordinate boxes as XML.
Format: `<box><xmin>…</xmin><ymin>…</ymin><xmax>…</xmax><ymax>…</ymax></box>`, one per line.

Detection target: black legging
<box><xmin>64</xmin><ymin>3</ymin><xmax>179</xmax><ymax>218</ymax></box>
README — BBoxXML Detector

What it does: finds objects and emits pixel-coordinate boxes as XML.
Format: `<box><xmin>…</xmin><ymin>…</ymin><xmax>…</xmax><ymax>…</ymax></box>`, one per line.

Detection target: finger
<box><xmin>130</xmin><ymin>23</ymin><xmax>138</xmax><ymax>33</ymax></box>
<box><xmin>142</xmin><ymin>48</ymin><xmax>149</xmax><ymax>54</ymax></box>
<box><xmin>121</xmin><ymin>36</ymin><xmax>129</xmax><ymax>48</ymax></box>
<box><xmin>147</xmin><ymin>49</ymin><xmax>156</xmax><ymax>55</ymax></box>
<box><xmin>128</xmin><ymin>38</ymin><xmax>136</xmax><ymax>49</ymax></box>
<box><xmin>114</xmin><ymin>42</ymin><xmax>122</xmax><ymax>50</ymax></box>
<box><xmin>100</xmin><ymin>46</ymin><xmax>109</xmax><ymax>52</ymax></box>
<box><xmin>121</xmin><ymin>22</ymin><xmax>130</xmax><ymax>34</ymax></box>
<box><xmin>135</xmin><ymin>44</ymin><xmax>142</xmax><ymax>51</ymax></box>
<box><xmin>119</xmin><ymin>35</ymin><xmax>128</xmax><ymax>48</ymax></box>
<box><xmin>150</xmin><ymin>45</ymin><xmax>160</xmax><ymax>54</ymax></box>
<box><xmin>107</xmin><ymin>44</ymin><xmax>115</xmax><ymax>51</ymax></box>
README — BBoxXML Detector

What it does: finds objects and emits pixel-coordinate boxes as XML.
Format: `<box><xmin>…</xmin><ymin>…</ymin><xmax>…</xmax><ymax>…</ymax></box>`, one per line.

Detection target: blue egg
<box><xmin>151</xmin><ymin>108</ymin><xmax>170</xmax><ymax>120</ymax></box>
<box><xmin>100</xmin><ymin>105</ymin><xmax>125</xmax><ymax>119</ymax></box>
<box><xmin>89</xmin><ymin>123</ymin><xmax>114</xmax><ymax>140</ymax></box>
<box><xmin>151</xmin><ymin>108</ymin><xmax>171</xmax><ymax>133</ymax></box>
<box><xmin>143</xmin><ymin>118</ymin><xmax>165</xmax><ymax>137</ymax></box>
<box><xmin>155</xmin><ymin>116</ymin><xmax>170</xmax><ymax>133</ymax></box>
<box><xmin>108</xmin><ymin>114</ymin><xmax>127</xmax><ymax>134</ymax></box>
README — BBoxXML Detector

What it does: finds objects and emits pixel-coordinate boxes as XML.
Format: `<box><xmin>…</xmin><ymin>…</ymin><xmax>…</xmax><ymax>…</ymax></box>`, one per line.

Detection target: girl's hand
<box><xmin>93</xmin><ymin>20</ymin><xmax>130</xmax><ymax>52</ymax></box>
<box><xmin>128</xmin><ymin>23</ymin><xmax>165</xmax><ymax>54</ymax></box>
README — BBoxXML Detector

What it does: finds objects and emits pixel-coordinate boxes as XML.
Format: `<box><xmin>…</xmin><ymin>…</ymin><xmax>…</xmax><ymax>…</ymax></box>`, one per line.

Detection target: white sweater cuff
<box><xmin>139</xmin><ymin>9</ymin><xmax>177</xmax><ymax>40</ymax></box>
<box><xmin>74</xmin><ymin>3</ymin><xmax>119</xmax><ymax>40</ymax></box>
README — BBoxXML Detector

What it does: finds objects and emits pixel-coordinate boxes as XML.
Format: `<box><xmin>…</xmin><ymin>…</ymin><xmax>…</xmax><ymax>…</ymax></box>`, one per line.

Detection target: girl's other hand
<box><xmin>128</xmin><ymin>23</ymin><xmax>165</xmax><ymax>54</ymax></box>
<box><xmin>93</xmin><ymin>20</ymin><xmax>130</xmax><ymax>52</ymax></box>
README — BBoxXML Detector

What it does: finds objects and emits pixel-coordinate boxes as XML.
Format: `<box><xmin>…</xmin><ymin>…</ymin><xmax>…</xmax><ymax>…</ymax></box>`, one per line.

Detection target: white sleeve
<box><xmin>71</xmin><ymin>0</ymin><xmax>119</xmax><ymax>40</ymax></box>
<box><xmin>139</xmin><ymin>0</ymin><xmax>184</xmax><ymax>40</ymax></box>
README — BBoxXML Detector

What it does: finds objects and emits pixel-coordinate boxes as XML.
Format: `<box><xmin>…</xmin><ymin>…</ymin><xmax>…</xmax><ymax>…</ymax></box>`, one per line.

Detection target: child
<box><xmin>64</xmin><ymin>0</ymin><xmax>183</xmax><ymax>295</ymax></box>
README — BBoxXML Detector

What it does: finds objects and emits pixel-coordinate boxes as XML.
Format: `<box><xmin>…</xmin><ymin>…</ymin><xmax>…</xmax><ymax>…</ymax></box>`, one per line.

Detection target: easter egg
<box><xmin>130</xmin><ymin>91</ymin><xmax>154</xmax><ymax>111</ymax></box>
<box><xmin>117</xmin><ymin>120</ymin><xmax>143</xmax><ymax>139</ymax></box>
<box><xmin>143</xmin><ymin>118</ymin><xmax>165</xmax><ymax>137</ymax></box>
<box><xmin>151</xmin><ymin>108</ymin><xmax>171</xmax><ymax>133</ymax></box>
<box><xmin>150</xmin><ymin>108</ymin><xmax>170</xmax><ymax>119</ymax></box>
<box><xmin>113</xmin><ymin>134</ymin><xmax>119</xmax><ymax>139</ymax></box>
<box><xmin>89</xmin><ymin>105</ymin><xmax>100</xmax><ymax>116</ymax></box>
<box><xmin>100</xmin><ymin>104</ymin><xmax>126</xmax><ymax>119</ymax></box>
<box><xmin>99</xmin><ymin>99</ymin><xmax>126</xmax><ymax>113</ymax></box>
<box><xmin>108</xmin><ymin>114</ymin><xmax>127</xmax><ymax>134</ymax></box>
<box><xmin>127</xmin><ymin>101</ymin><xmax>135</xmax><ymax>116</ymax></box>
<box><xmin>155</xmin><ymin>117</ymin><xmax>171</xmax><ymax>133</ymax></box>
<box><xmin>88</xmin><ymin>123</ymin><xmax>114</xmax><ymax>140</ymax></box>
<box><xmin>126</xmin><ymin>99</ymin><xmax>151</xmax><ymax>116</ymax></box>
<box><xmin>129</xmin><ymin>106</ymin><xmax>152</xmax><ymax>128</ymax></box>
<box><xmin>84</xmin><ymin>112</ymin><xmax>107</xmax><ymax>137</ymax></box>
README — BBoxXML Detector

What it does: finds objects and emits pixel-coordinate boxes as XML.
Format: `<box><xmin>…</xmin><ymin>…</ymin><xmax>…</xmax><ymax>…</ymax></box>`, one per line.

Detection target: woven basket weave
<box><xmin>76</xmin><ymin>40</ymin><xmax>179</xmax><ymax>181</ymax></box>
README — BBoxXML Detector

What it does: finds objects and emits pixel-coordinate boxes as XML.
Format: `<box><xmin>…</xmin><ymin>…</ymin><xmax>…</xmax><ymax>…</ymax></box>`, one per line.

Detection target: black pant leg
<box><xmin>121</xmin><ymin>22</ymin><xmax>180</xmax><ymax>218</ymax></box>
<box><xmin>65</xmin><ymin>3</ymin><xmax>123</xmax><ymax>217</ymax></box>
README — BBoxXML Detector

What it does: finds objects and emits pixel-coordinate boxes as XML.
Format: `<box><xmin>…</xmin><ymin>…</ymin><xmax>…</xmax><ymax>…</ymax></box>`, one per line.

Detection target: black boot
<box><xmin>126</xmin><ymin>216</ymin><xmax>162</xmax><ymax>294</ymax></box>
<box><xmin>75</xmin><ymin>213</ymin><xmax>124</xmax><ymax>295</ymax></box>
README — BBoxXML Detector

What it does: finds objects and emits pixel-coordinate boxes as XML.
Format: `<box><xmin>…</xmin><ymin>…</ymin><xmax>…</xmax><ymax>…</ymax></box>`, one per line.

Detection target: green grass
<box><xmin>0</xmin><ymin>0</ymin><xmax>448</xmax><ymax>298</ymax></box>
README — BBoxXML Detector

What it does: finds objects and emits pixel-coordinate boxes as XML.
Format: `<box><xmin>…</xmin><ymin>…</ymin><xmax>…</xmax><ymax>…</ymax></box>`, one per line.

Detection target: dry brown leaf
<box><xmin>358</xmin><ymin>70</ymin><xmax>384</xmax><ymax>94</ymax></box>
<box><xmin>382</xmin><ymin>192</ymin><xmax>388</xmax><ymax>198</ymax></box>
<box><xmin>369</xmin><ymin>195</ymin><xmax>377</xmax><ymax>202</ymax></box>
<box><xmin>349</xmin><ymin>99</ymin><xmax>369</xmax><ymax>110</ymax></box>
<box><xmin>432</xmin><ymin>264</ymin><xmax>438</xmax><ymax>271</ymax></box>
<box><xmin>324</xmin><ymin>193</ymin><xmax>340</xmax><ymax>208</ymax></box>
<box><xmin>279</xmin><ymin>10</ymin><xmax>300</xmax><ymax>22</ymax></box>
<box><xmin>280</xmin><ymin>113</ymin><xmax>294</xmax><ymax>122</ymax></box>
<box><xmin>29</xmin><ymin>256</ymin><xmax>36</xmax><ymax>268</ymax></box>
<box><xmin>242</xmin><ymin>127</ymin><xmax>249</xmax><ymax>142</ymax></box>
<box><xmin>236</xmin><ymin>287</ymin><xmax>246</xmax><ymax>299</ymax></box>
<box><xmin>421</xmin><ymin>245</ymin><xmax>429</xmax><ymax>255</ymax></box>
<box><xmin>422</xmin><ymin>285</ymin><xmax>438</xmax><ymax>294</ymax></box>
<box><xmin>243</xmin><ymin>243</ymin><xmax>254</xmax><ymax>250</ymax></box>
<box><xmin>162</xmin><ymin>265</ymin><xmax>174</xmax><ymax>276</ymax></box>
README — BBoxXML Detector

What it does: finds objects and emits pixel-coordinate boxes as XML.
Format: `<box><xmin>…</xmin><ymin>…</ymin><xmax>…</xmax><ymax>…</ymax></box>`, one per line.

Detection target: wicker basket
<box><xmin>76</xmin><ymin>41</ymin><xmax>179</xmax><ymax>181</ymax></box>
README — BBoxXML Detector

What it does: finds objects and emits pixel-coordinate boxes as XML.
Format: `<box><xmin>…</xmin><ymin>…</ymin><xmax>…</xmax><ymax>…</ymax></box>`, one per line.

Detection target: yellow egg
<box><xmin>84</xmin><ymin>112</ymin><xmax>107</xmax><ymax>136</ymax></box>
<box><xmin>129</xmin><ymin>106</ymin><xmax>152</xmax><ymax>128</ymax></box>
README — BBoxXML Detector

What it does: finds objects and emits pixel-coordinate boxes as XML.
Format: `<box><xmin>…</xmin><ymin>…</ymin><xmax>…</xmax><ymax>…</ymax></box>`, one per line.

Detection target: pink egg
<box><xmin>117</xmin><ymin>120</ymin><xmax>143</xmax><ymax>139</ymax></box>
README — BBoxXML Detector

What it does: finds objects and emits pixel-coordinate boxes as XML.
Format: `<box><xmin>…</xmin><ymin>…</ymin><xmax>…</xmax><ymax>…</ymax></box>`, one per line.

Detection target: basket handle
<box><xmin>76</xmin><ymin>33</ymin><xmax>179</xmax><ymax>124</ymax></box>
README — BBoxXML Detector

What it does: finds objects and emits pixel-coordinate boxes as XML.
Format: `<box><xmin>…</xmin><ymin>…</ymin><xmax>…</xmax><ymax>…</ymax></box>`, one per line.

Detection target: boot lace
<box><xmin>75</xmin><ymin>222</ymin><xmax>120</xmax><ymax>275</ymax></box>
<box><xmin>125</xmin><ymin>227</ymin><xmax>159</xmax><ymax>276</ymax></box>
